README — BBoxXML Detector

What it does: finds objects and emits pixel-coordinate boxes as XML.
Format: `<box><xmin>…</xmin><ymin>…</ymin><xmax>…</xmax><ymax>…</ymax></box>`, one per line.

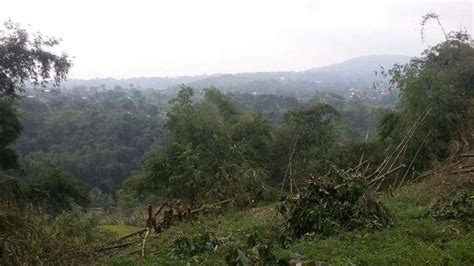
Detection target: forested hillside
<box><xmin>15</xmin><ymin>85</ymin><xmax>384</xmax><ymax>192</ymax></box>
<box><xmin>58</xmin><ymin>54</ymin><xmax>409</xmax><ymax>98</ymax></box>
<box><xmin>1</xmin><ymin>11</ymin><xmax>472</xmax><ymax>265</ymax></box>
<box><xmin>16</xmin><ymin>87</ymin><xmax>169</xmax><ymax>191</ymax></box>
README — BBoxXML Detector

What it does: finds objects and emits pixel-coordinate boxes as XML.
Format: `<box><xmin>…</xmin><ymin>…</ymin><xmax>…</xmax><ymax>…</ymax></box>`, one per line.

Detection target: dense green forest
<box><xmin>1</xmin><ymin>14</ymin><xmax>473</xmax><ymax>265</ymax></box>
<box><xmin>16</xmin><ymin>87</ymin><xmax>168</xmax><ymax>191</ymax></box>
<box><xmin>14</xmin><ymin>84</ymin><xmax>383</xmax><ymax>193</ymax></box>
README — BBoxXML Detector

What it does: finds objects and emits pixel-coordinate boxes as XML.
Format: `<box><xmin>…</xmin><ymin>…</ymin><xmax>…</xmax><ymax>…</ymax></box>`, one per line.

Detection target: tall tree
<box><xmin>380</xmin><ymin>21</ymin><xmax>473</xmax><ymax>172</ymax></box>
<box><xmin>135</xmin><ymin>87</ymin><xmax>271</xmax><ymax>205</ymax></box>
<box><xmin>0</xmin><ymin>20</ymin><xmax>71</xmax><ymax>170</ymax></box>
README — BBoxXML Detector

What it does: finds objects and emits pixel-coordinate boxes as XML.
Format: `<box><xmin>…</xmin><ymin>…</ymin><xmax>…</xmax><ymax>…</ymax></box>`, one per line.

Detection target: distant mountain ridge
<box><xmin>61</xmin><ymin>54</ymin><xmax>411</xmax><ymax>93</ymax></box>
<box><xmin>307</xmin><ymin>54</ymin><xmax>411</xmax><ymax>73</ymax></box>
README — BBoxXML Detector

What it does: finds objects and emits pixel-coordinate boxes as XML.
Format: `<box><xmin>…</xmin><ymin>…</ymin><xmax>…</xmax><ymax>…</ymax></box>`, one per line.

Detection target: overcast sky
<box><xmin>1</xmin><ymin>0</ymin><xmax>472</xmax><ymax>79</ymax></box>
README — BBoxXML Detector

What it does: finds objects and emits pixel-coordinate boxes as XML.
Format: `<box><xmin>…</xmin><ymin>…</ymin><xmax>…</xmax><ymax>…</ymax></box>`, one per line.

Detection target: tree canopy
<box><xmin>25</xmin><ymin>166</ymin><xmax>90</xmax><ymax>214</ymax></box>
<box><xmin>0</xmin><ymin>20</ymin><xmax>71</xmax><ymax>170</ymax></box>
<box><xmin>125</xmin><ymin>86</ymin><xmax>272</xmax><ymax>205</ymax></box>
<box><xmin>380</xmin><ymin>30</ymin><xmax>474</xmax><ymax>173</ymax></box>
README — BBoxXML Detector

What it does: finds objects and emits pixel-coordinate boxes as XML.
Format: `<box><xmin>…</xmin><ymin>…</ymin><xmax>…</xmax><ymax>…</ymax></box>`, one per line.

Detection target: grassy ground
<box><xmin>100</xmin><ymin>177</ymin><xmax>473</xmax><ymax>265</ymax></box>
<box><xmin>275</xmin><ymin>194</ymin><xmax>473</xmax><ymax>265</ymax></box>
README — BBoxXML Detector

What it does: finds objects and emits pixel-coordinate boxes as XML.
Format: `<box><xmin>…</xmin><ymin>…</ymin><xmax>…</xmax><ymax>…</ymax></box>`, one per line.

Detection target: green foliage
<box><xmin>0</xmin><ymin>20</ymin><xmax>70</xmax><ymax>170</ymax></box>
<box><xmin>280</xmin><ymin>168</ymin><xmax>392</xmax><ymax>238</ymax></box>
<box><xmin>283</xmin><ymin>104</ymin><xmax>339</xmax><ymax>149</ymax></box>
<box><xmin>0</xmin><ymin>20</ymin><xmax>71</xmax><ymax>97</ymax></box>
<box><xmin>50</xmin><ymin>210</ymin><xmax>109</xmax><ymax>245</ymax></box>
<box><xmin>171</xmin><ymin>232</ymin><xmax>220</xmax><ymax>259</ymax></box>
<box><xmin>225</xmin><ymin>244</ymin><xmax>275</xmax><ymax>265</ymax></box>
<box><xmin>426</xmin><ymin>192</ymin><xmax>474</xmax><ymax>222</ymax></box>
<box><xmin>166</xmin><ymin>85</ymin><xmax>195</xmax><ymax>134</ymax></box>
<box><xmin>331</xmin><ymin>140</ymin><xmax>385</xmax><ymax>173</ymax></box>
<box><xmin>17</xmin><ymin>87</ymin><xmax>166</xmax><ymax>191</ymax></box>
<box><xmin>25</xmin><ymin>166</ymin><xmax>90</xmax><ymax>214</ymax></box>
<box><xmin>229</xmin><ymin>93</ymin><xmax>299</xmax><ymax>125</ymax></box>
<box><xmin>381</xmin><ymin>30</ymin><xmax>474</xmax><ymax>172</ymax></box>
<box><xmin>377</xmin><ymin>110</ymin><xmax>401</xmax><ymax>142</ymax></box>
<box><xmin>229</xmin><ymin>113</ymin><xmax>272</xmax><ymax>167</ymax></box>
<box><xmin>271</xmin><ymin>103</ymin><xmax>340</xmax><ymax>182</ymax></box>
<box><xmin>0</xmin><ymin>99</ymin><xmax>22</xmax><ymax>150</ymax></box>
<box><xmin>140</xmin><ymin>86</ymin><xmax>271</xmax><ymax>206</ymax></box>
<box><xmin>117</xmin><ymin>174</ymin><xmax>147</xmax><ymax>207</ymax></box>
<box><xmin>203</xmin><ymin>86</ymin><xmax>238</xmax><ymax>119</ymax></box>
<box><xmin>330</xmin><ymin>97</ymin><xmax>382</xmax><ymax>142</ymax></box>
<box><xmin>0</xmin><ymin>207</ymin><xmax>92</xmax><ymax>265</ymax></box>
<box><xmin>89</xmin><ymin>187</ymin><xmax>114</xmax><ymax>209</ymax></box>
<box><xmin>100</xmin><ymin>177</ymin><xmax>473</xmax><ymax>265</ymax></box>
<box><xmin>275</xmin><ymin>187</ymin><xmax>474</xmax><ymax>265</ymax></box>
<box><xmin>225</xmin><ymin>232</ymin><xmax>276</xmax><ymax>265</ymax></box>
<box><xmin>0</xmin><ymin>99</ymin><xmax>22</xmax><ymax>170</ymax></box>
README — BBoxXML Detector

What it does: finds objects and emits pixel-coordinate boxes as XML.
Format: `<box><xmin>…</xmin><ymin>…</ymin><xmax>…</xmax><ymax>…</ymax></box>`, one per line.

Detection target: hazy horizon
<box><xmin>2</xmin><ymin>0</ymin><xmax>472</xmax><ymax>79</ymax></box>
<box><xmin>64</xmin><ymin>53</ymin><xmax>411</xmax><ymax>81</ymax></box>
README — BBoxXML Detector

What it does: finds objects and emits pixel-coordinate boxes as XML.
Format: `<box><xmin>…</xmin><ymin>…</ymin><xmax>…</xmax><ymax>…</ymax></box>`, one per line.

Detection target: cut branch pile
<box><xmin>280</xmin><ymin>168</ymin><xmax>392</xmax><ymax>238</ymax></box>
<box><xmin>426</xmin><ymin>191</ymin><xmax>473</xmax><ymax>221</ymax></box>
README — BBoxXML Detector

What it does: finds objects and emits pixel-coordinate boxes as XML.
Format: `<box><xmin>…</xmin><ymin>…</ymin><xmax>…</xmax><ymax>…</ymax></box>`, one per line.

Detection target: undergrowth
<box><xmin>100</xmin><ymin>173</ymin><xmax>473</xmax><ymax>265</ymax></box>
<box><xmin>0</xmin><ymin>207</ymin><xmax>95</xmax><ymax>265</ymax></box>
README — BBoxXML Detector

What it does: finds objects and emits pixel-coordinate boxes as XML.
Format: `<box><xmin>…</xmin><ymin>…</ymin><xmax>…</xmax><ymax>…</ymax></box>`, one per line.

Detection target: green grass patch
<box><xmin>100</xmin><ymin>183</ymin><xmax>473</xmax><ymax>265</ymax></box>
<box><xmin>274</xmin><ymin>190</ymin><xmax>473</xmax><ymax>265</ymax></box>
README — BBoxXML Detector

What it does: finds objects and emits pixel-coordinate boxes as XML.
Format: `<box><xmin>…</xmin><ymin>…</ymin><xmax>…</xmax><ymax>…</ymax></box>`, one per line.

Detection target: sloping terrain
<box><xmin>98</xmin><ymin>155</ymin><xmax>473</xmax><ymax>265</ymax></box>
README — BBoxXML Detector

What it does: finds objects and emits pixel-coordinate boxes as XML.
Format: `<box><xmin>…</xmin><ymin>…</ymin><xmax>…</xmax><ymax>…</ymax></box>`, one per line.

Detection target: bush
<box><xmin>279</xmin><ymin>168</ymin><xmax>392</xmax><ymax>238</ymax></box>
